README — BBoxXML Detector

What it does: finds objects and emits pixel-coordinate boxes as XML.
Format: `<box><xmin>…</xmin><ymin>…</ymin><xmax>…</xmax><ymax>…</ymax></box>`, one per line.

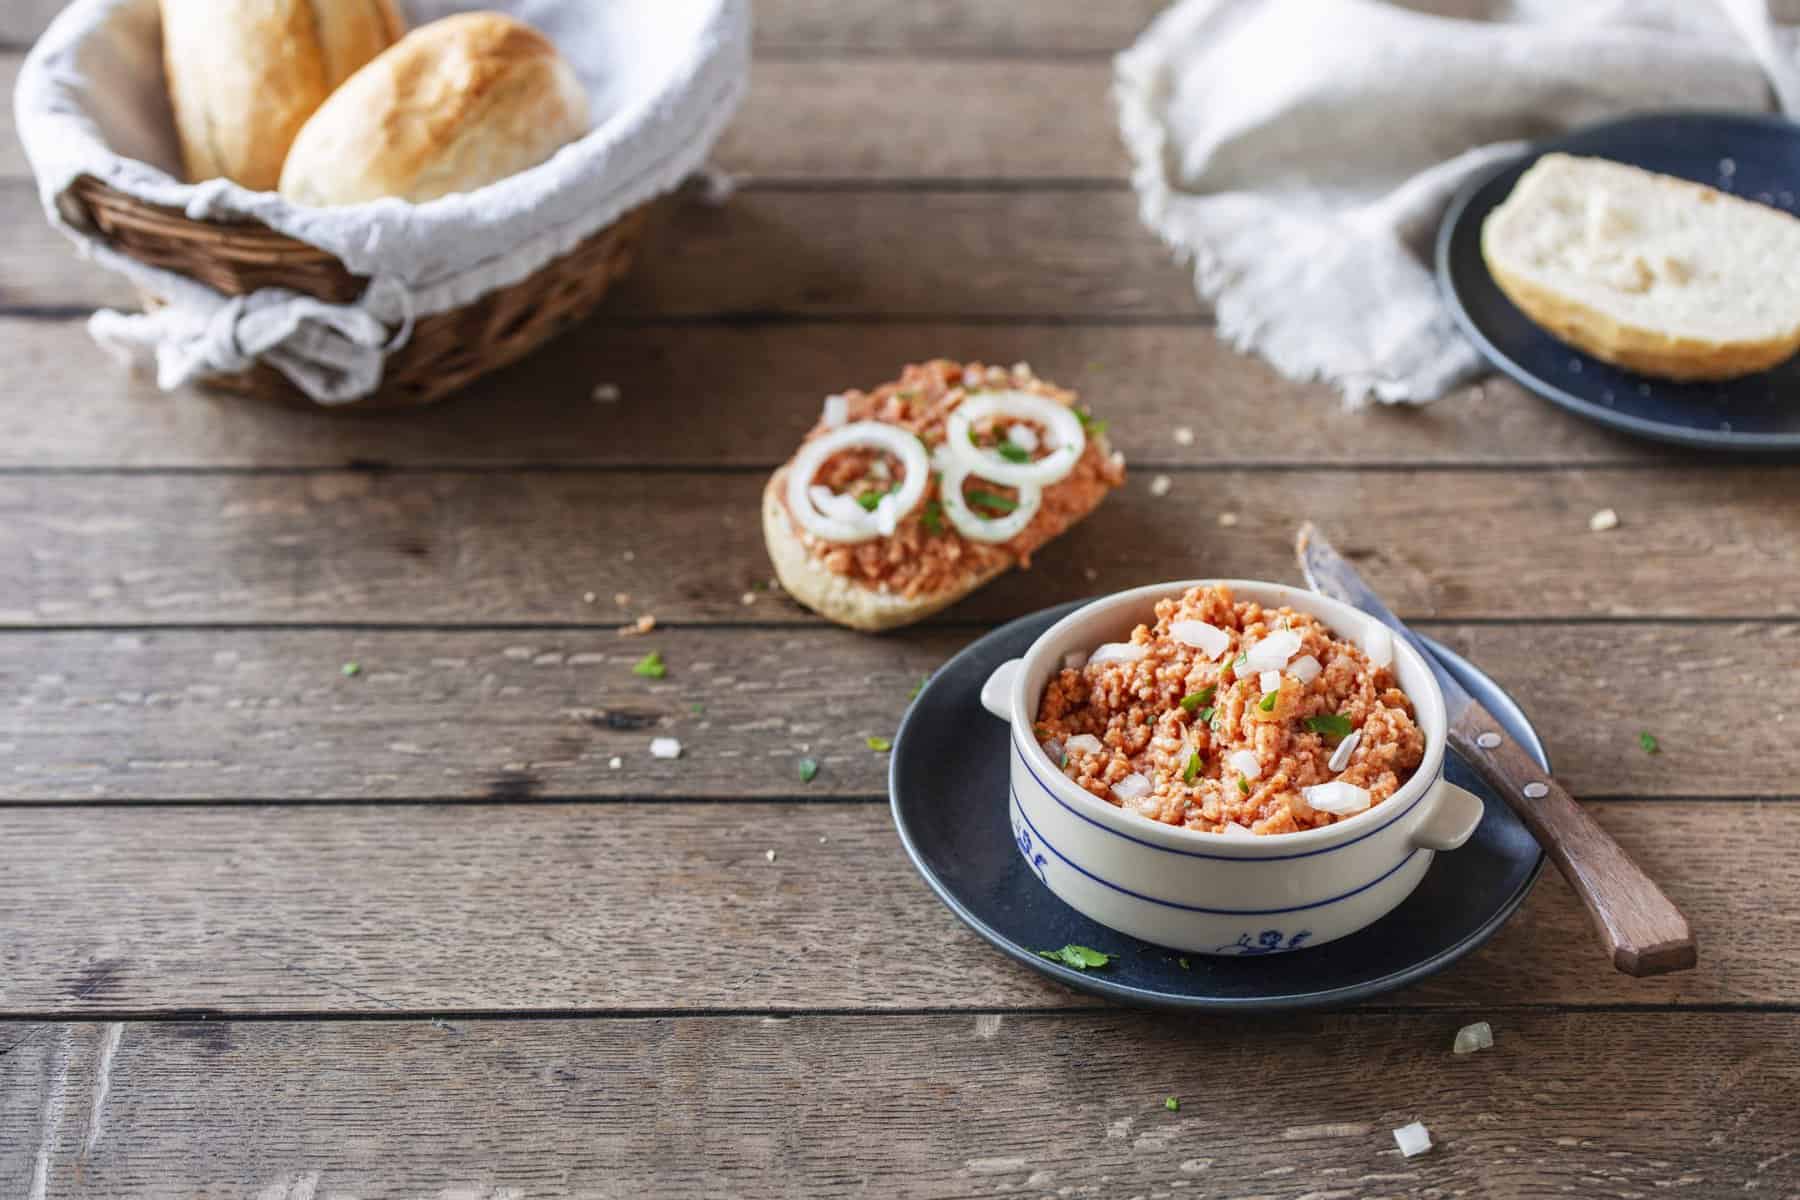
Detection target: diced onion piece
<box><xmin>1170</xmin><ymin>620</ymin><xmax>1231</xmax><ymax>659</ymax></box>
<box><xmin>1007</xmin><ymin>423</ymin><xmax>1040</xmax><ymax>452</ymax></box>
<box><xmin>1063</xmin><ymin>734</ymin><xmax>1104</xmax><ymax>755</ymax></box>
<box><xmin>1393</xmin><ymin>1122</ymin><xmax>1432</xmax><ymax>1158</ymax></box>
<box><xmin>1289</xmin><ymin>654</ymin><xmax>1322</xmax><ymax>684</ymax></box>
<box><xmin>1327</xmin><ymin>730</ymin><xmax>1361</xmax><ymax>773</ymax></box>
<box><xmin>1221</xmin><ymin>821</ymin><xmax>1255</xmax><ymax>837</ymax></box>
<box><xmin>1303</xmin><ymin>780</ymin><xmax>1372</xmax><ymax>815</ymax></box>
<box><xmin>1259</xmin><ymin>670</ymin><xmax>1282</xmax><ymax>696</ymax></box>
<box><xmin>945</xmin><ymin>391</ymin><xmax>1087</xmax><ymax>487</ymax></box>
<box><xmin>1110</xmin><ymin>772</ymin><xmax>1152</xmax><ymax>802</ymax></box>
<box><xmin>938</xmin><ymin>459</ymin><xmax>1043</xmax><ymax>544</ymax></box>
<box><xmin>807</xmin><ymin>484</ymin><xmax>866</xmax><ymax>525</ymax></box>
<box><xmin>1086</xmin><ymin>642</ymin><xmax>1147</xmax><ymax>667</ymax></box>
<box><xmin>787</xmin><ymin>421</ymin><xmax>930</xmax><ymax>543</ymax></box>
<box><xmin>1061</xmin><ymin>650</ymin><xmax>1089</xmax><ymax>671</ymax></box>
<box><xmin>1243</xmin><ymin>629</ymin><xmax>1303</xmax><ymax>672</ymax></box>
<box><xmin>650</xmin><ymin>737</ymin><xmax>682</xmax><ymax>760</ymax></box>
<box><xmin>1452</xmin><ymin>1021</ymin><xmax>1493</xmax><ymax>1055</ymax></box>
<box><xmin>1227</xmin><ymin>749</ymin><xmax>1262</xmax><ymax>781</ymax></box>
<box><xmin>821</xmin><ymin>393</ymin><xmax>849</xmax><ymax>428</ymax></box>
<box><xmin>1362</xmin><ymin>620</ymin><xmax>1395</xmax><ymax>669</ymax></box>
<box><xmin>1041</xmin><ymin>738</ymin><xmax>1064</xmax><ymax>763</ymax></box>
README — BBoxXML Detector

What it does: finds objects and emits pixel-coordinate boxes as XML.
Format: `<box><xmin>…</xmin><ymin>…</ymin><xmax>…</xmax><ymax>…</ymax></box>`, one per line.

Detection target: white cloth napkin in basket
<box><xmin>1115</xmin><ymin>0</ymin><xmax>1800</xmax><ymax>406</ymax></box>
<box><xmin>14</xmin><ymin>0</ymin><xmax>749</xmax><ymax>404</ymax></box>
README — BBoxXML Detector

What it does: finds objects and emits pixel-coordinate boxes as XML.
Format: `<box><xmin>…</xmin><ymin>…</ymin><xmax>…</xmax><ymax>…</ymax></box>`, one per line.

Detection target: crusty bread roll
<box><xmin>279</xmin><ymin>12</ymin><xmax>590</xmax><ymax>208</ymax></box>
<box><xmin>1481</xmin><ymin>153</ymin><xmax>1800</xmax><ymax>381</ymax></box>
<box><xmin>160</xmin><ymin>0</ymin><xmax>404</xmax><ymax>190</ymax></box>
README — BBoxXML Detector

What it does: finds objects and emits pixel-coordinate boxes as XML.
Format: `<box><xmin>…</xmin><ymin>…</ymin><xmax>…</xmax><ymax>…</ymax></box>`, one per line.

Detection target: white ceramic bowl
<box><xmin>978</xmin><ymin>580</ymin><xmax>1485</xmax><ymax>955</ymax></box>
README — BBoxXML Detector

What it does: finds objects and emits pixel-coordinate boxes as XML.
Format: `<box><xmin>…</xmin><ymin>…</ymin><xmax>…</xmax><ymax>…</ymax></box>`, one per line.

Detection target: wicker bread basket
<box><xmin>69</xmin><ymin>175</ymin><xmax>649</xmax><ymax>410</ymax></box>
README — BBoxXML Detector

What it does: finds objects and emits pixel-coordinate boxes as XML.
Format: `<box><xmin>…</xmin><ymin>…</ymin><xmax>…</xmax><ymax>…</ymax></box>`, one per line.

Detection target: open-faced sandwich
<box><xmin>764</xmin><ymin>360</ymin><xmax>1124</xmax><ymax>632</ymax></box>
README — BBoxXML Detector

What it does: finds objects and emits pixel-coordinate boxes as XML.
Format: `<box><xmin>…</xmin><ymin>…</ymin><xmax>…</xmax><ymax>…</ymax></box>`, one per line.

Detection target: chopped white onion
<box><xmin>937</xmin><ymin>459</ymin><xmax>1043</xmax><ymax>544</ymax></box>
<box><xmin>1303</xmin><ymin>780</ymin><xmax>1372</xmax><ymax>815</ymax></box>
<box><xmin>1243</xmin><ymin>629</ymin><xmax>1303</xmax><ymax>672</ymax></box>
<box><xmin>1259</xmin><ymin>669</ymin><xmax>1282</xmax><ymax>696</ymax></box>
<box><xmin>1110</xmin><ymin>772</ymin><xmax>1152</xmax><ymax>802</ymax></box>
<box><xmin>1452</xmin><ymin>1021</ymin><xmax>1493</xmax><ymax>1055</ymax></box>
<box><xmin>1007</xmin><ymin>423</ymin><xmax>1040</xmax><ymax>452</ymax></box>
<box><xmin>787</xmin><ymin>421</ymin><xmax>930</xmax><ymax>543</ymax></box>
<box><xmin>1086</xmin><ymin>642</ymin><xmax>1147</xmax><ymax>667</ymax></box>
<box><xmin>1170</xmin><ymin>620</ymin><xmax>1231</xmax><ymax>659</ymax></box>
<box><xmin>1041</xmin><ymin>738</ymin><xmax>1064</xmax><ymax>763</ymax></box>
<box><xmin>807</xmin><ymin>484</ymin><xmax>867</xmax><ymax>525</ymax></box>
<box><xmin>1362</xmin><ymin>620</ymin><xmax>1395</xmax><ymax>670</ymax></box>
<box><xmin>944</xmin><ymin>391</ymin><xmax>1086</xmax><ymax>488</ymax></box>
<box><xmin>1392</xmin><ymin>1122</ymin><xmax>1432</xmax><ymax>1158</ymax></box>
<box><xmin>1289</xmin><ymin>654</ymin><xmax>1322</xmax><ymax>685</ymax></box>
<box><xmin>1227</xmin><ymin>749</ymin><xmax>1262</xmax><ymax>781</ymax></box>
<box><xmin>650</xmin><ymin>737</ymin><xmax>682</xmax><ymax>760</ymax></box>
<box><xmin>821</xmin><ymin>393</ymin><xmax>849</xmax><ymax>428</ymax></box>
<box><xmin>1061</xmin><ymin>650</ymin><xmax>1089</xmax><ymax>671</ymax></box>
<box><xmin>1063</xmin><ymin>734</ymin><xmax>1104</xmax><ymax>755</ymax></box>
<box><xmin>1327</xmin><ymin>730</ymin><xmax>1362</xmax><ymax>773</ymax></box>
<box><xmin>1221</xmin><ymin>821</ymin><xmax>1255</xmax><ymax>837</ymax></box>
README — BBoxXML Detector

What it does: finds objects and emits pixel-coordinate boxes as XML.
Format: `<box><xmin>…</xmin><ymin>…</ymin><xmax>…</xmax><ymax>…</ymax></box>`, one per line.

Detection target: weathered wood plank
<box><xmin>0</xmin><ymin>624</ymin><xmax>1788</xmax><ymax>802</ymax></box>
<box><xmin>0</xmin><ymin>181</ymin><xmax>1197</xmax><ymax>317</ymax></box>
<box><xmin>0</xmin><ymin>318</ymin><xmax>1653</xmax><ymax>468</ymax></box>
<box><xmin>0</xmin><ymin>54</ymin><xmax>21</xmax><ymax>177</ymax></box>
<box><xmin>2</xmin><ymin>1013</ymin><xmax>1795</xmax><ymax>1198</ymax></box>
<box><xmin>0</xmin><ymin>0</ymin><xmax>61</xmax><ymax>45</ymax></box>
<box><xmin>0</xmin><ymin>801</ymin><xmax>1791</xmax><ymax>1013</ymax></box>
<box><xmin>0</xmin><ymin>468</ymin><xmax>1791</xmax><ymax>627</ymax></box>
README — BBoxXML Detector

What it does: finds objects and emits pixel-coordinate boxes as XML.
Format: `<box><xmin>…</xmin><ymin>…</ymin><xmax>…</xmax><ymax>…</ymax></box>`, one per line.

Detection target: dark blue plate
<box><xmin>890</xmin><ymin>601</ymin><xmax>1547</xmax><ymax>1011</ymax></box>
<box><xmin>1439</xmin><ymin>111</ymin><xmax>1800</xmax><ymax>451</ymax></box>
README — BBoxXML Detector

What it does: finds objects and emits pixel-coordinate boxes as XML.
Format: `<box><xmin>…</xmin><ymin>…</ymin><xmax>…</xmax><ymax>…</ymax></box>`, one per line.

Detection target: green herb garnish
<box><xmin>1198</xmin><ymin>707</ymin><xmax>1215</xmax><ymax>723</ymax></box>
<box><xmin>1258</xmin><ymin>690</ymin><xmax>1278</xmax><ymax>712</ymax></box>
<box><xmin>1035</xmin><ymin>944</ymin><xmax>1115</xmax><ymax>971</ymax></box>
<box><xmin>867</xmin><ymin>736</ymin><xmax>893</xmax><ymax>752</ymax></box>
<box><xmin>632</xmin><ymin>651</ymin><xmax>666</xmax><ymax>679</ymax></box>
<box><xmin>910</xmin><ymin>675</ymin><xmax>929</xmax><ymax>700</ymax></box>
<box><xmin>1075</xmin><ymin>407</ymin><xmax>1109</xmax><ymax>437</ymax></box>
<box><xmin>341</xmin><ymin>661</ymin><xmax>361</xmax><ymax>677</ymax></box>
<box><xmin>1305</xmin><ymin>713</ymin><xmax>1354</xmax><ymax>739</ymax></box>
<box><xmin>1233</xmin><ymin>654</ymin><xmax>1248</xmax><ymax>673</ymax></box>
<box><xmin>797</xmin><ymin>757</ymin><xmax>819</xmax><ymax>783</ymax></box>
<box><xmin>921</xmin><ymin>500</ymin><xmax>944</xmax><ymax>534</ymax></box>
<box><xmin>690</xmin><ymin>702</ymin><xmax>704</xmax><ymax>715</ymax></box>
<box><xmin>1165</xmin><ymin>1097</ymin><xmax>1180</xmax><ymax>1112</ymax></box>
<box><xmin>1182</xmin><ymin>751</ymin><xmax>1201</xmax><ymax>784</ymax></box>
<box><xmin>996</xmin><ymin>442</ymin><xmax>1031</xmax><ymax>463</ymax></box>
<box><xmin>1639</xmin><ymin>731</ymin><xmax>1660</xmax><ymax>755</ymax></box>
<box><xmin>1178</xmin><ymin>686</ymin><xmax>1216</xmax><ymax>714</ymax></box>
<box><xmin>1237</xmin><ymin>777</ymin><xmax>1250</xmax><ymax>795</ymax></box>
<box><xmin>1178</xmin><ymin>957</ymin><xmax>1190</xmax><ymax>970</ymax></box>
<box><xmin>856</xmin><ymin>491</ymin><xmax>883</xmax><ymax>511</ymax></box>
<box><xmin>966</xmin><ymin>489</ymin><xmax>1019</xmax><ymax>514</ymax></box>
<box><xmin>1060</xmin><ymin>754</ymin><xmax>1069</xmax><ymax>769</ymax></box>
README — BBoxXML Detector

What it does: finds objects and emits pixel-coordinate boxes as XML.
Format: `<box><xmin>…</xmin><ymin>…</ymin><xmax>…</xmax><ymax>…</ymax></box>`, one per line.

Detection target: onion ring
<box><xmin>938</xmin><ymin>459</ymin><xmax>1042</xmax><ymax>543</ymax></box>
<box><xmin>944</xmin><ymin>391</ymin><xmax>1086</xmax><ymax>488</ymax></box>
<box><xmin>785</xmin><ymin>421</ymin><xmax>930</xmax><ymax>543</ymax></box>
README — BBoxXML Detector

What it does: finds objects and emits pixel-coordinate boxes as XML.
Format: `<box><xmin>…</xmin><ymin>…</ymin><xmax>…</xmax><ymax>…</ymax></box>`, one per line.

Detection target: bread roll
<box><xmin>160</xmin><ymin>0</ymin><xmax>404</xmax><ymax>190</ymax></box>
<box><xmin>1481</xmin><ymin>153</ymin><xmax>1800</xmax><ymax>381</ymax></box>
<box><xmin>279</xmin><ymin>13</ymin><xmax>590</xmax><ymax>208</ymax></box>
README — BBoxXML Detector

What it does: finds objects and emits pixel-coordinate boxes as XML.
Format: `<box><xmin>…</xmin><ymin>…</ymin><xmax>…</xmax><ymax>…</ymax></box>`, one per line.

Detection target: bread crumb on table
<box><xmin>1589</xmin><ymin>508</ymin><xmax>1620</xmax><ymax>532</ymax></box>
<box><xmin>1149</xmin><ymin>474</ymin><xmax>1172</xmax><ymax>497</ymax></box>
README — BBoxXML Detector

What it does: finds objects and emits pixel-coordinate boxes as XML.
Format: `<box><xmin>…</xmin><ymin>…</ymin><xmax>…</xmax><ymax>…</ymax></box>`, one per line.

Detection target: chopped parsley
<box><xmin>866</xmin><ymin>736</ymin><xmax>893</xmax><ymax>752</ymax></box>
<box><xmin>797</xmin><ymin>757</ymin><xmax>819</xmax><ymax>783</ymax></box>
<box><xmin>996</xmin><ymin>442</ymin><xmax>1031</xmax><ymax>464</ymax></box>
<box><xmin>909</xmin><ymin>675</ymin><xmax>930</xmax><ymax>700</ymax></box>
<box><xmin>690</xmin><ymin>702</ymin><xmax>704</xmax><ymax>715</ymax></box>
<box><xmin>631</xmin><ymin>650</ymin><xmax>666</xmax><ymax>679</ymax></box>
<box><xmin>1305</xmin><ymin>713</ymin><xmax>1354</xmax><ymax>739</ymax></box>
<box><xmin>1237</xmin><ymin>777</ymin><xmax>1251</xmax><ymax>795</ymax></box>
<box><xmin>1178</xmin><ymin>957</ymin><xmax>1190</xmax><ymax>970</ymax></box>
<box><xmin>1179</xmin><ymin>686</ymin><xmax>1216</xmax><ymax>714</ymax></box>
<box><xmin>1197</xmin><ymin>706</ymin><xmax>1216</xmax><ymax>723</ymax></box>
<box><xmin>1182</xmin><ymin>751</ymin><xmax>1201</xmax><ymax>784</ymax></box>
<box><xmin>1035</xmin><ymin>944</ymin><xmax>1115</xmax><ymax>971</ymax></box>
<box><xmin>1075</xmin><ymin>407</ymin><xmax>1109</xmax><ymax>437</ymax></box>
<box><xmin>1258</xmin><ymin>690</ymin><xmax>1278</xmax><ymax>713</ymax></box>
<box><xmin>1639</xmin><ymin>731</ymin><xmax>1661</xmax><ymax>755</ymax></box>
<box><xmin>856</xmin><ymin>491</ymin><xmax>883</xmax><ymax>511</ymax></box>
<box><xmin>966</xmin><ymin>489</ymin><xmax>1019</xmax><ymax>514</ymax></box>
<box><xmin>1233</xmin><ymin>654</ymin><xmax>1248</xmax><ymax>673</ymax></box>
<box><xmin>1165</xmin><ymin>1097</ymin><xmax>1180</xmax><ymax>1113</ymax></box>
<box><xmin>341</xmin><ymin>661</ymin><xmax>361</xmax><ymax>677</ymax></box>
<box><xmin>920</xmin><ymin>499</ymin><xmax>944</xmax><ymax>535</ymax></box>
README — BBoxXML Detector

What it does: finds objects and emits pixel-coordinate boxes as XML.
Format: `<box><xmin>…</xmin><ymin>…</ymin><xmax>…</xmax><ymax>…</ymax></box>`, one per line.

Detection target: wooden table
<box><xmin>3</xmin><ymin>3</ymin><xmax>1797</xmax><ymax>1196</ymax></box>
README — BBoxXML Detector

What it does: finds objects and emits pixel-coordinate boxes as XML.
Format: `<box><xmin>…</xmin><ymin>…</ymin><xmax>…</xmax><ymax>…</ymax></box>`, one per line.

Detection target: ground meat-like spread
<box><xmin>1035</xmin><ymin>585</ymin><xmax>1425</xmax><ymax>835</ymax></box>
<box><xmin>778</xmin><ymin>360</ymin><xmax>1125</xmax><ymax>598</ymax></box>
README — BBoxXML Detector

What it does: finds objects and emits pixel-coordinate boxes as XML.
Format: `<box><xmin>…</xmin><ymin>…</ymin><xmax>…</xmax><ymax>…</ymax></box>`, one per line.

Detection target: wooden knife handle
<box><xmin>1450</xmin><ymin>711</ymin><xmax>1697</xmax><ymax>977</ymax></box>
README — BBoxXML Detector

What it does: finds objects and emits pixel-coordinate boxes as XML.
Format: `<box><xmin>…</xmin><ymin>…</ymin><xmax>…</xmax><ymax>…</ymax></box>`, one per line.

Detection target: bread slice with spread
<box><xmin>764</xmin><ymin>360</ymin><xmax>1124</xmax><ymax>632</ymax></box>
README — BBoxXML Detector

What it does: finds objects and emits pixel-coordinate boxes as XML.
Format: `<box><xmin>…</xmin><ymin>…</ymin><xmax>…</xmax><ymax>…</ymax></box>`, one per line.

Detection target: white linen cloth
<box><xmin>14</xmin><ymin>0</ymin><xmax>749</xmax><ymax>404</ymax></box>
<box><xmin>1115</xmin><ymin>0</ymin><xmax>1800</xmax><ymax>406</ymax></box>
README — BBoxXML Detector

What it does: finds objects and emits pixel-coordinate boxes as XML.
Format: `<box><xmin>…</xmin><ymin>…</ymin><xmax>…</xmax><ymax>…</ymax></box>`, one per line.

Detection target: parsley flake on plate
<box><xmin>797</xmin><ymin>757</ymin><xmax>819</xmax><ymax>783</ymax></box>
<box><xmin>1035</xmin><ymin>944</ymin><xmax>1115</xmax><ymax>971</ymax></box>
<box><xmin>341</xmin><ymin>661</ymin><xmax>361</xmax><ymax>677</ymax></box>
<box><xmin>632</xmin><ymin>650</ymin><xmax>666</xmax><ymax>679</ymax></box>
<box><xmin>1165</xmin><ymin>1097</ymin><xmax>1180</xmax><ymax>1112</ymax></box>
<box><xmin>867</xmin><ymin>736</ymin><xmax>893</xmax><ymax>752</ymax></box>
<box><xmin>1639</xmin><ymin>731</ymin><xmax>1661</xmax><ymax>754</ymax></box>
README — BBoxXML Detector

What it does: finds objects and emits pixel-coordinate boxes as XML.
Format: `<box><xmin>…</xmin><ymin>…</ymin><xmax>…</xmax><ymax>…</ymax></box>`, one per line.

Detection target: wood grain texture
<box><xmin>0</xmin><ymin>624</ymin><xmax>1790</xmax><ymax>802</ymax></box>
<box><xmin>0</xmin><ymin>318</ymin><xmax>1654</xmax><ymax>469</ymax></box>
<box><xmin>756</xmin><ymin>0</ymin><xmax>1169</xmax><ymax>53</ymax></box>
<box><xmin>3</xmin><ymin>1013</ymin><xmax>1797</xmax><ymax>1198</ymax></box>
<box><xmin>0</xmin><ymin>801</ymin><xmax>1793</xmax><ymax>1013</ymax></box>
<box><xmin>0</xmin><ymin>0</ymin><xmax>60</xmax><ymax>46</ymax></box>
<box><xmin>0</xmin><ymin>181</ymin><xmax>1197</xmax><ymax>317</ymax></box>
<box><xmin>0</xmin><ymin>54</ymin><xmax>21</xmax><ymax>176</ymax></box>
<box><xmin>1</xmin><ymin>468</ymin><xmax>1794</xmax><ymax>627</ymax></box>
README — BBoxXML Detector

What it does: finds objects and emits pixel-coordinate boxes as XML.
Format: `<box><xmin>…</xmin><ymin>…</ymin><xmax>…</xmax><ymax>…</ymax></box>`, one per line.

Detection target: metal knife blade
<box><xmin>1294</xmin><ymin>522</ymin><xmax>1471</xmax><ymax>723</ymax></box>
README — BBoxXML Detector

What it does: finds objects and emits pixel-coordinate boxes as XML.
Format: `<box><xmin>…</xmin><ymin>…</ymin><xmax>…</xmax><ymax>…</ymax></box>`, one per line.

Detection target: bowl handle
<box><xmin>1410</xmin><ymin>780</ymin><xmax>1485</xmax><ymax>851</ymax></box>
<box><xmin>979</xmin><ymin>658</ymin><xmax>1022</xmax><ymax>720</ymax></box>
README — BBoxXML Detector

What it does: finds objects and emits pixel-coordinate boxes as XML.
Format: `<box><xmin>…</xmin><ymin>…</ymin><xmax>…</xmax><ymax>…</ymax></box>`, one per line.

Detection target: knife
<box><xmin>1296</xmin><ymin>522</ymin><xmax>1696</xmax><ymax>977</ymax></box>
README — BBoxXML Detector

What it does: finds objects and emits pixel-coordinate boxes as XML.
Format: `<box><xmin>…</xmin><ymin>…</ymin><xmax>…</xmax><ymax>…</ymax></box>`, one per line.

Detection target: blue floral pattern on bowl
<box><xmin>1013</xmin><ymin>819</ymin><xmax>1049</xmax><ymax>884</ymax></box>
<box><xmin>1213</xmin><ymin>930</ymin><xmax>1313</xmax><ymax>956</ymax></box>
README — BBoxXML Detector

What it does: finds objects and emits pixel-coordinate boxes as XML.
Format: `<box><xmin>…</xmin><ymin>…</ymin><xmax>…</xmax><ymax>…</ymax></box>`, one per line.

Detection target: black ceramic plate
<box><xmin>1439</xmin><ymin>111</ymin><xmax>1800</xmax><ymax>451</ymax></box>
<box><xmin>890</xmin><ymin>601</ymin><xmax>1547</xmax><ymax>1011</ymax></box>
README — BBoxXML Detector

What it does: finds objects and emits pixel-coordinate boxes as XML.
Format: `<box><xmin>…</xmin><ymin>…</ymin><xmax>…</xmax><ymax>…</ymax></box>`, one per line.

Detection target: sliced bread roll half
<box><xmin>1481</xmin><ymin>153</ymin><xmax>1800</xmax><ymax>380</ymax></box>
<box><xmin>764</xmin><ymin>360</ymin><xmax>1124</xmax><ymax>633</ymax></box>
